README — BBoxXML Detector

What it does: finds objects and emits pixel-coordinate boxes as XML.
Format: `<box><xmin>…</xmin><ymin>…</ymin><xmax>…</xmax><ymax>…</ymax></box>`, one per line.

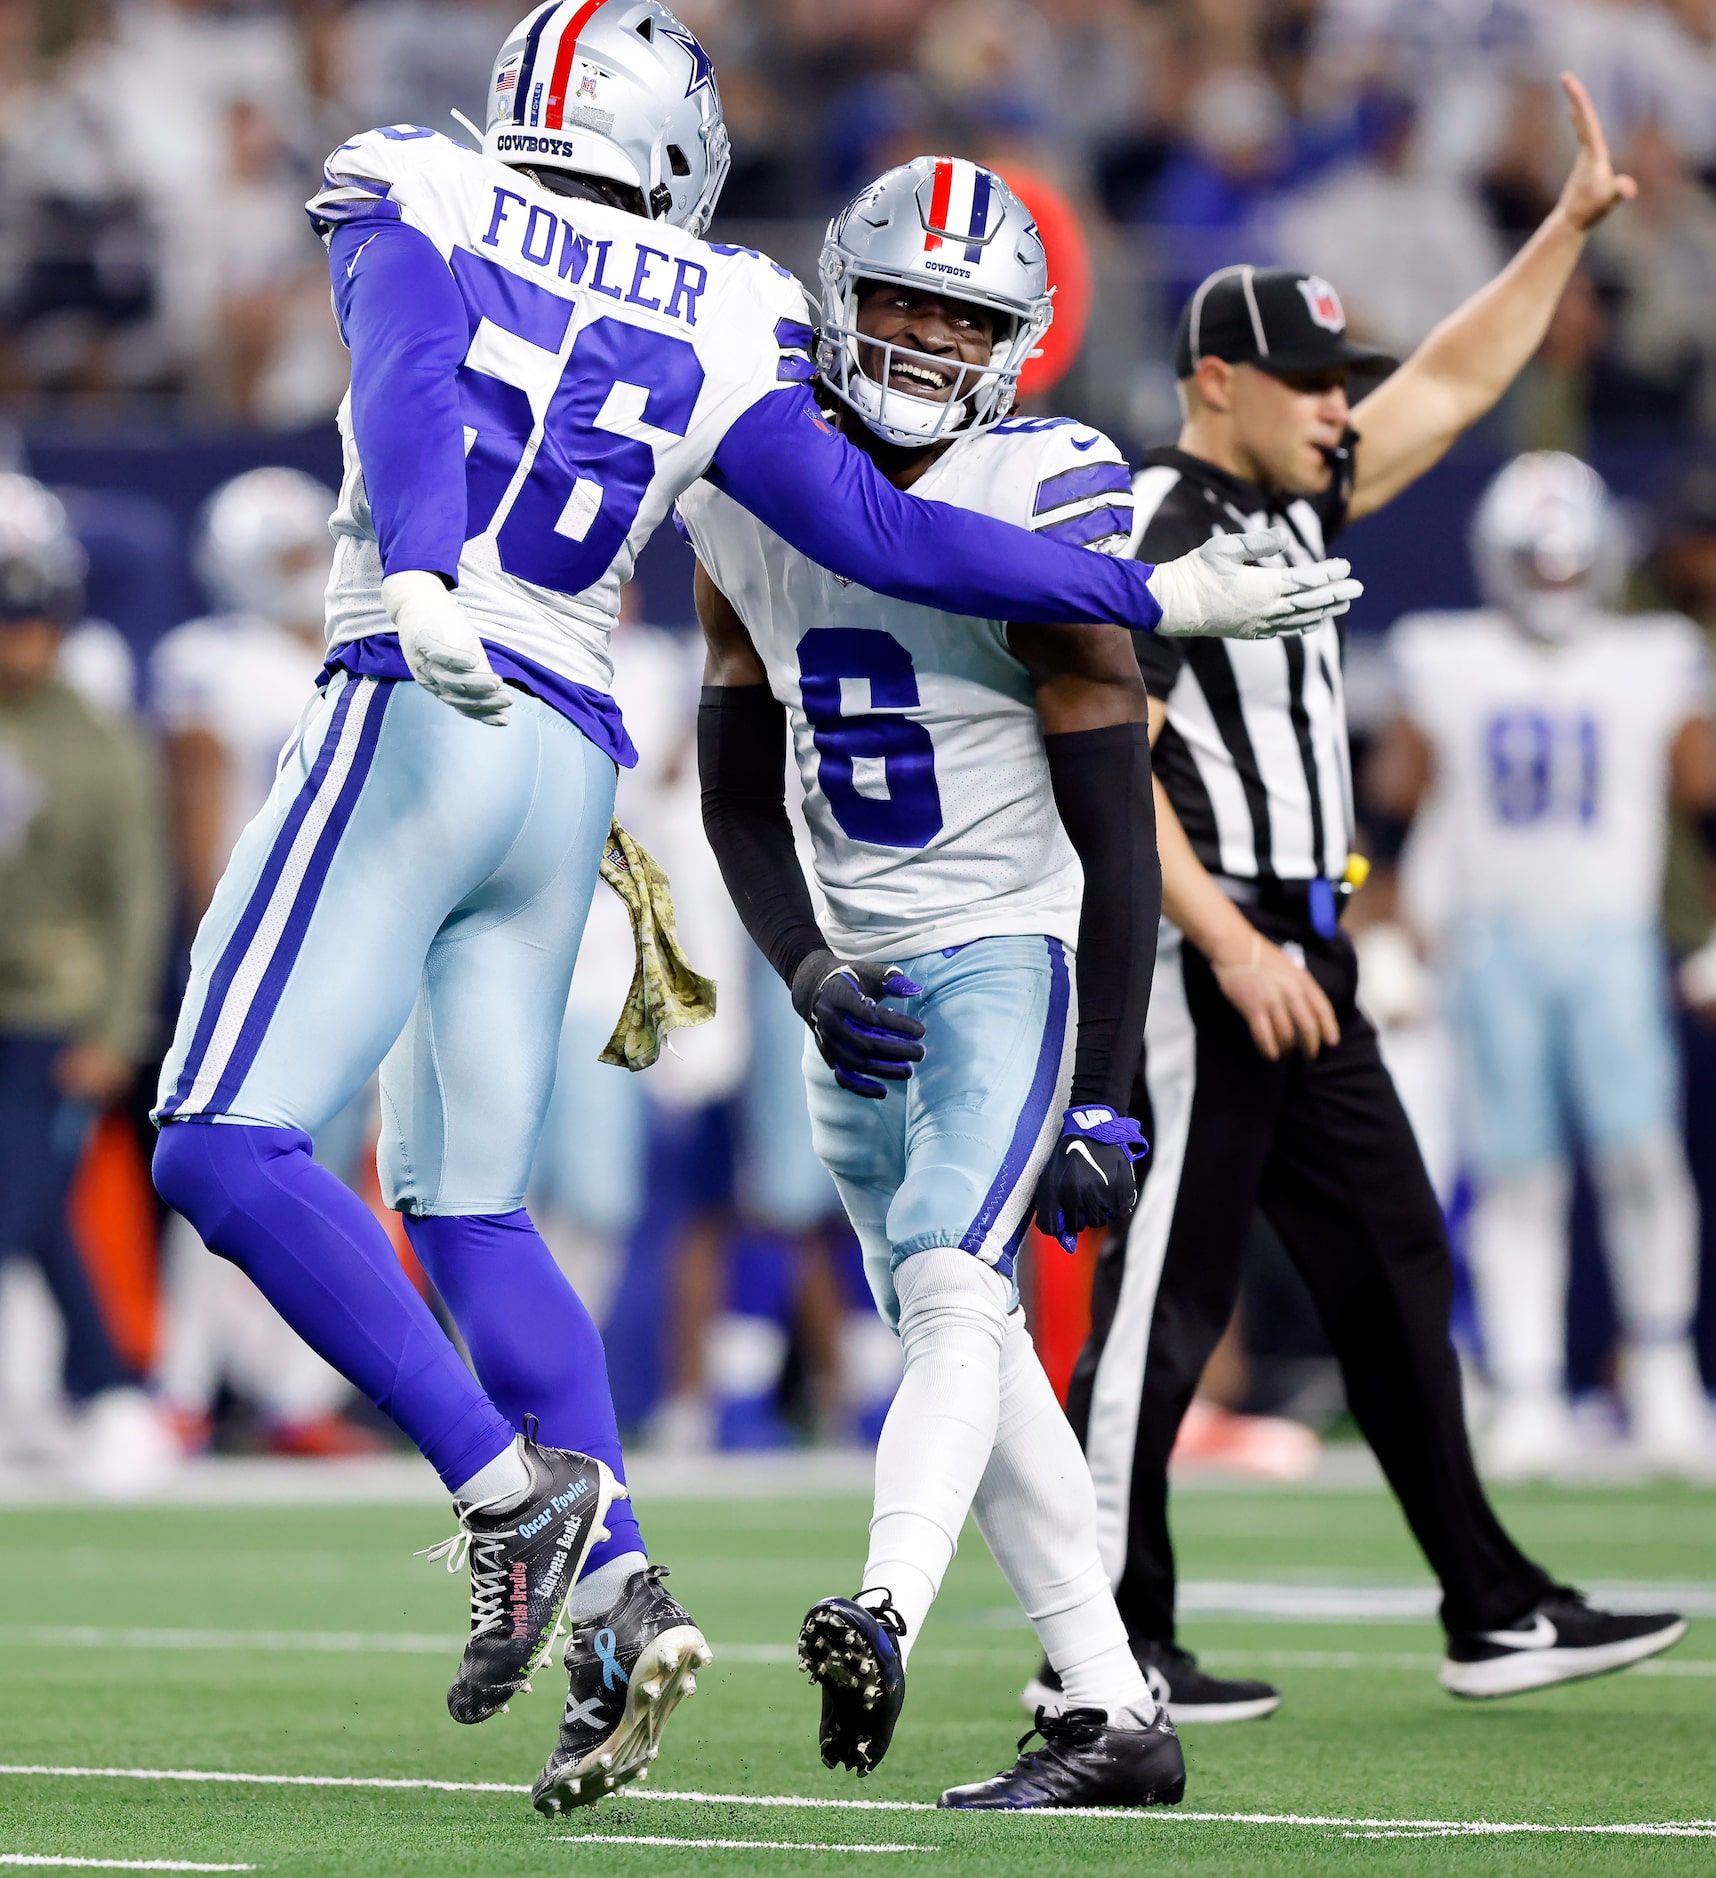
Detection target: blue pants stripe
<box><xmin>960</xmin><ymin>934</ymin><xmax>1069</xmax><ymax>1268</ymax></box>
<box><xmin>163</xmin><ymin>677</ymin><xmax>388</xmax><ymax>1118</ymax></box>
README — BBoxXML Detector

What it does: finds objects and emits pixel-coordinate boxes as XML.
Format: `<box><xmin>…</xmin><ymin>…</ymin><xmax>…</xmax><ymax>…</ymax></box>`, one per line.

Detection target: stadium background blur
<box><xmin>5</xmin><ymin>0</ymin><xmax>1716</xmax><ymax>1489</ymax></box>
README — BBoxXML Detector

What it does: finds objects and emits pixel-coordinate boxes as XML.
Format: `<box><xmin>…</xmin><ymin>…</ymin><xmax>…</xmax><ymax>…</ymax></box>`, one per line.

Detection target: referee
<box><xmin>1040</xmin><ymin>75</ymin><xmax>1687</xmax><ymax>1723</ymax></box>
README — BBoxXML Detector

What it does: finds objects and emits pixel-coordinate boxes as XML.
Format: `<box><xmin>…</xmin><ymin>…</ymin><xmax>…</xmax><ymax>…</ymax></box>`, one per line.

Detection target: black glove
<box><xmin>1033</xmin><ymin>1104</ymin><xmax>1149</xmax><ymax>1253</ymax></box>
<box><xmin>790</xmin><ymin>948</ymin><xmax>926</xmax><ymax>1099</ymax></box>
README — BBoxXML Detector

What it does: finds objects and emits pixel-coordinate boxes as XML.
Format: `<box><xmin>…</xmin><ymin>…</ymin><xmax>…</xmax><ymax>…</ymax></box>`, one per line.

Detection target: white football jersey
<box><xmin>149</xmin><ymin>615</ymin><xmax>326</xmax><ymax>866</ymax></box>
<box><xmin>1390</xmin><ymin>607</ymin><xmax>1711</xmax><ymax>929</ymax></box>
<box><xmin>678</xmin><ymin>418</ymin><xmax>1134</xmax><ymax>961</ymax></box>
<box><xmin>308</xmin><ymin>127</ymin><xmax>814</xmax><ymax>695</ymax></box>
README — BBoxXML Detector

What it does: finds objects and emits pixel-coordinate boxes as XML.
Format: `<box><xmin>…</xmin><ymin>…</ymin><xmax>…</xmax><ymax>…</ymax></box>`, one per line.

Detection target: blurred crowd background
<box><xmin>3</xmin><ymin>0</ymin><xmax>1716</xmax><ymax>1493</ymax></box>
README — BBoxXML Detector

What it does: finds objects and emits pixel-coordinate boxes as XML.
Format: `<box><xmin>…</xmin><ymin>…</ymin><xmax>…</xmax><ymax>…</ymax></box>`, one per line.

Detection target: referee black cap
<box><xmin>1173</xmin><ymin>265</ymin><xmax>1397</xmax><ymax>380</ymax></box>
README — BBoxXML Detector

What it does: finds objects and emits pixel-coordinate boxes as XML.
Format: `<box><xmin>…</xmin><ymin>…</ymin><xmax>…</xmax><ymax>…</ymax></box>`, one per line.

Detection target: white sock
<box><xmin>972</xmin><ymin>1315</ymin><xmax>1153</xmax><ymax>1724</ymax></box>
<box><xmin>567</xmin><ymin>1549</ymin><xmax>648</xmax><ymax>1621</ymax></box>
<box><xmin>860</xmin><ymin>1248</ymin><xmax>1009</xmax><ymax>1664</ymax></box>
<box><xmin>1468</xmin><ymin>1163</ymin><xmax>1571</xmax><ymax>1399</ymax></box>
<box><xmin>1594</xmin><ymin>1132</ymin><xmax>1699</xmax><ymax>1343</ymax></box>
<box><xmin>452</xmin><ymin>1435</ymin><xmax>530</xmax><ymax>1509</ymax></box>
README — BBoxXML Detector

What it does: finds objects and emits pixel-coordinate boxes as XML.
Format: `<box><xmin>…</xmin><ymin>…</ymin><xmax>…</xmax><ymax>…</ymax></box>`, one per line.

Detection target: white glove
<box><xmin>1147</xmin><ymin>529</ymin><xmax>1364</xmax><ymax>640</ymax></box>
<box><xmin>380</xmin><ymin>570</ymin><xmax>510</xmax><ymax>726</ymax></box>
<box><xmin>1679</xmin><ymin>931</ymin><xmax>1716</xmax><ymax>1009</ymax></box>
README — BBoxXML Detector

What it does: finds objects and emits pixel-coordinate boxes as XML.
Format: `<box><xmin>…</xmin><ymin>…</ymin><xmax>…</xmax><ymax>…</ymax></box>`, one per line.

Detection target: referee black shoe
<box><xmin>1023</xmin><ymin>1638</ymin><xmax>1281</xmax><ymax>1724</ymax></box>
<box><xmin>799</xmin><ymin>1593</ymin><xmax>907</xmax><ymax>1775</ymax></box>
<box><xmin>939</xmin><ymin>1705</ymin><xmax>1186</xmax><ymax>1810</ymax></box>
<box><xmin>419</xmin><ymin>1434</ymin><xmax>622</xmax><ymax>1724</ymax></box>
<box><xmin>1441</xmin><ymin>1587</ymin><xmax>1686</xmax><ymax>1699</ymax></box>
<box><xmin>532</xmin><ymin>1565</ymin><xmax>712</xmax><ymax>1814</ymax></box>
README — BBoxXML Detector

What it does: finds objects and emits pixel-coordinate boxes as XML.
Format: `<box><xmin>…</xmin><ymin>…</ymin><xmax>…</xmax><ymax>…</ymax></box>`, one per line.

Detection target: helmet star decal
<box><xmin>659</xmin><ymin>20</ymin><xmax>715</xmax><ymax>100</ymax></box>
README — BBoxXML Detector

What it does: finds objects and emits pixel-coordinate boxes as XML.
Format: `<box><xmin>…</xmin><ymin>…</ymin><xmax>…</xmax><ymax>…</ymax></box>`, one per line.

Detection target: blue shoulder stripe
<box><xmin>1035</xmin><ymin>504</ymin><xmax>1132</xmax><ymax>548</ymax></box>
<box><xmin>1032</xmin><ymin>461</ymin><xmax>1131</xmax><ymax>515</ymax></box>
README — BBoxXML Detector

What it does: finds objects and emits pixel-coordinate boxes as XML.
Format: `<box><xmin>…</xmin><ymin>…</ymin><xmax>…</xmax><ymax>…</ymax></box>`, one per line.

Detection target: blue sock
<box><xmin>404</xmin><ymin>1209</ymin><xmax>646</xmax><ymax>1573</ymax></box>
<box><xmin>153</xmin><ymin>1121</ymin><xmax>515</xmax><ymax>1494</ymax></box>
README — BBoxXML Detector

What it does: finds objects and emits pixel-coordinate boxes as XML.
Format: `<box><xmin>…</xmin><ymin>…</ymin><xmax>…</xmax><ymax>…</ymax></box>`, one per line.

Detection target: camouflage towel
<box><xmin>598</xmin><ymin>818</ymin><xmax>718</xmax><ymax>1070</ymax></box>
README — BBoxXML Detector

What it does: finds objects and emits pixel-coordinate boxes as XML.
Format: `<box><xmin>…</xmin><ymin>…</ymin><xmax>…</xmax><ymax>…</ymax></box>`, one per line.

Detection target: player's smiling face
<box><xmin>854</xmin><ymin>283</ymin><xmax>998</xmax><ymax>406</ymax></box>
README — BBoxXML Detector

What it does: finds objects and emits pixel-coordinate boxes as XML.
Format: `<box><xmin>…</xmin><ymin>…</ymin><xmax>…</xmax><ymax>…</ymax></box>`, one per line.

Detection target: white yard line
<box><xmin>4</xmin><ymin>1626</ymin><xmax>1709</xmax><ymax>1680</ymax></box>
<box><xmin>3</xmin><ymin>1766</ymin><xmax>1713</xmax><ymax>1837</ymax></box>
<box><xmin>0</xmin><ymin>1860</ymin><xmax>253</xmax><ymax>1872</ymax></box>
<box><xmin>558</xmin><ymin>1837</ymin><xmax>931</xmax><ymax>1853</ymax></box>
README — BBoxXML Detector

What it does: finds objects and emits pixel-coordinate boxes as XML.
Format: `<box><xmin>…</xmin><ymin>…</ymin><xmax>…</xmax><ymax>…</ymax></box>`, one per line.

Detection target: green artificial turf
<box><xmin>0</xmin><ymin>1479</ymin><xmax>1711</xmax><ymax>1875</ymax></box>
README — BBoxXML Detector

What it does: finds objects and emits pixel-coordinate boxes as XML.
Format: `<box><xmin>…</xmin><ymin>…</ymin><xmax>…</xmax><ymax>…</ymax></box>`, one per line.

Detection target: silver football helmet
<box><xmin>484</xmin><ymin>0</ymin><xmax>729</xmax><ymax>238</ymax></box>
<box><xmin>817</xmin><ymin>156</ymin><xmax>1053</xmax><ymax>448</ymax></box>
<box><xmin>195</xmin><ymin>468</ymin><xmax>336</xmax><ymax>627</ymax></box>
<box><xmin>0</xmin><ymin>473</ymin><xmax>85</xmax><ymax>625</ymax></box>
<box><xmin>1472</xmin><ymin>452</ymin><xmax>1626</xmax><ymax>642</ymax></box>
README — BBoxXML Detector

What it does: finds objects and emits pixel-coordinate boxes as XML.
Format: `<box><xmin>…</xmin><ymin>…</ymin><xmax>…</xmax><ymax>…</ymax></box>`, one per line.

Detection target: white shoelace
<box><xmin>417</xmin><ymin>1493</ymin><xmax>520</xmax><ymax>1640</ymax></box>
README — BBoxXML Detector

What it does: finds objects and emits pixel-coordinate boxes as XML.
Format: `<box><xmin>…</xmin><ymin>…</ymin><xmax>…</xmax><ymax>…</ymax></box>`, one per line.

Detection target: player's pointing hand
<box><xmin>1148</xmin><ymin>528</ymin><xmax>1363</xmax><ymax>641</ymax></box>
<box><xmin>791</xmin><ymin>950</ymin><xmax>926</xmax><ymax>1100</ymax></box>
<box><xmin>382</xmin><ymin>571</ymin><xmax>511</xmax><ymax>726</ymax></box>
<box><xmin>1557</xmin><ymin>72</ymin><xmax>1637</xmax><ymax>234</ymax></box>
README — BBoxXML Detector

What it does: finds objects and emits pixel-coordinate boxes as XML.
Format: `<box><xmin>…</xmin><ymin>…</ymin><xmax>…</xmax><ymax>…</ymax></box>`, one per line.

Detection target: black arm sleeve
<box><xmin>1044</xmin><ymin>721</ymin><xmax>1161</xmax><ymax>1109</ymax></box>
<box><xmin>698</xmin><ymin>683</ymin><xmax>829</xmax><ymax>988</ymax></box>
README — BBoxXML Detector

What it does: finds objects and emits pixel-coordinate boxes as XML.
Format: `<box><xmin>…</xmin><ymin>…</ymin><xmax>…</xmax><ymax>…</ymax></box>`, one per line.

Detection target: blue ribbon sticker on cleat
<box><xmin>594</xmin><ymin>1628</ymin><xmax>629</xmax><ymax>1690</ymax></box>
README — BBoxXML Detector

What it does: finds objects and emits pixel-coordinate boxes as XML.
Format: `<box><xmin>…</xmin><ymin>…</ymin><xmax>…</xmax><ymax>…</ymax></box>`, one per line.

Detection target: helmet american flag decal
<box><xmin>922</xmin><ymin>158</ymin><xmax>994</xmax><ymax>264</ymax></box>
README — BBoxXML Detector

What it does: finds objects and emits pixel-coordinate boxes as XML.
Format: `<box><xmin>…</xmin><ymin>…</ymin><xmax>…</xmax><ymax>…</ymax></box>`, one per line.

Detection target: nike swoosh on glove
<box><xmin>1033</xmin><ymin>1104</ymin><xmax>1149</xmax><ymax>1253</ymax></box>
<box><xmin>381</xmin><ymin>570</ymin><xmax>511</xmax><ymax>725</ymax></box>
<box><xmin>790</xmin><ymin>948</ymin><xmax>925</xmax><ymax>1100</ymax></box>
<box><xmin>1147</xmin><ymin>530</ymin><xmax>1364</xmax><ymax>640</ymax></box>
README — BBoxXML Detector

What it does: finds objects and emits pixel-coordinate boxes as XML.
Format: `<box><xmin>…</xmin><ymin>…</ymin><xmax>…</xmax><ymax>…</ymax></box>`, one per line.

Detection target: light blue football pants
<box><xmin>1447</xmin><ymin>916</ymin><xmax>1681</xmax><ymax>1179</ymax></box>
<box><xmin>804</xmin><ymin>934</ymin><xmax>1074</xmax><ymax>1329</ymax></box>
<box><xmin>156</xmin><ymin>671</ymin><xmax>617</xmax><ymax>1215</ymax></box>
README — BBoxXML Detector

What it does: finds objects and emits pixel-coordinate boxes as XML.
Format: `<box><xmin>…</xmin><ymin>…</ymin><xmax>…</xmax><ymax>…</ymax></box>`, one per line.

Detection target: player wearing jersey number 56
<box><xmin>1048</xmin><ymin>73</ymin><xmax>1682</xmax><ymax>1727</ymax></box>
<box><xmin>687</xmin><ymin>158</ymin><xmax>1193</xmax><ymax>1812</ymax></box>
<box><xmin>144</xmin><ymin>0</ymin><xmax>1345</xmax><ymax>1811</ymax></box>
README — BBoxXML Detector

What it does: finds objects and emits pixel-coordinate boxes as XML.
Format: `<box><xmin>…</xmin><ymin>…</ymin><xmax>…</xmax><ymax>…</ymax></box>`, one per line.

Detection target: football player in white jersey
<box><xmin>1378</xmin><ymin>453</ymin><xmax>1716</xmax><ymax>1477</ymax></box>
<box><xmin>680</xmin><ymin>157</ymin><xmax>1306</xmax><ymax>1810</ymax></box>
<box><xmin>147</xmin><ymin>0</ymin><xmax>1354</xmax><ymax>1808</ymax></box>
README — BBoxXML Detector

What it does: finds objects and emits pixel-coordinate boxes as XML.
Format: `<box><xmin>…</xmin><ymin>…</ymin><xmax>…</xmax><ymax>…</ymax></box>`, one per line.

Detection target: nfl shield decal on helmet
<box><xmin>1297</xmin><ymin>275</ymin><xmax>1346</xmax><ymax>333</ymax></box>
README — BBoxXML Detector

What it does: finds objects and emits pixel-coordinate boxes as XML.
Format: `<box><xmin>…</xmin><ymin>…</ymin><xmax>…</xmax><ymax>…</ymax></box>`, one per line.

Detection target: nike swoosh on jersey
<box><xmin>1070</xmin><ymin>435</ymin><xmax>1099</xmax><ymax>451</ymax></box>
<box><xmin>1476</xmin><ymin>1612</ymin><xmax>1557</xmax><ymax>1650</ymax></box>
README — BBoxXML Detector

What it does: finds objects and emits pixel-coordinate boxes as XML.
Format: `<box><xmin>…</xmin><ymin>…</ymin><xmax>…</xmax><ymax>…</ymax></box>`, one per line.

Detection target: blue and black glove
<box><xmin>790</xmin><ymin>948</ymin><xmax>926</xmax><ymax>1099</ymax></box>
<box><xmin>1033</xmin><ymin>1104</ymin><xmax>1149</xmax><ymax>1253</ymax></box>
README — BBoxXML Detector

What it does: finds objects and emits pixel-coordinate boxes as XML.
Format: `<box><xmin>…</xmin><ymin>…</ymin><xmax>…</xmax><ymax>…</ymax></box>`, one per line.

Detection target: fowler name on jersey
<box><xmin>679</xmin><ymin>417</ymin><xmax>1133</xmax><ymax>961</ymax></box>
<box><xmin>307</xmin><ymin>125</ymin><xmax>814</xmax><ymax>704</ymax></box>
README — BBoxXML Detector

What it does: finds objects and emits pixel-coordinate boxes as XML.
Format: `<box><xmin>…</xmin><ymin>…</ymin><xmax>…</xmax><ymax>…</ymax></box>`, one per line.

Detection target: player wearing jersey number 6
<box><xmin>687</xmin><ymin>156</ymin><xmax>1200</xmax><ymax>1811</ymax></box>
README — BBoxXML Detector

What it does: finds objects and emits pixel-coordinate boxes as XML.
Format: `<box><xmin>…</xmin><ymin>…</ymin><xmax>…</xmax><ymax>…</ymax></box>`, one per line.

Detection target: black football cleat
<box><xmin>798</xmin><ymin>1593</ymin><xmax>907</xmax><ymax>1775</ymax></box>
<box><xmin>532</xmin><ymin>1564</ymin><xmax>712</xmax><ymax>1815</ymax></box>
<box><xmin>419</xmin><ymin>1434</ymin><xmax>622</xmax><ymax>1725</ymax></box>
<box><xmin>940</xmin><ymin>1704</ymin><xmax>1186</xmax><ymax>1810</ymax></box>
<box><xmin>1024</xmin><ymin>1637</ymin><xmax>1280</xmax><ymax>1724</ymax></box>
<box><xmin>1441</xmin><ymin>1587</ymin><xmax>1686</xmax><ymax>1698</ymax></box>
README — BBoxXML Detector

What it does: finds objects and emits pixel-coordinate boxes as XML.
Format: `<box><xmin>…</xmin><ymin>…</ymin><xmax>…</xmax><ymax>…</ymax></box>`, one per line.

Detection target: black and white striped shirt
<box><xmin>1131</xmin><ymin>447</ymin><xmax>1355</xmax><ymax>885</ymax></box>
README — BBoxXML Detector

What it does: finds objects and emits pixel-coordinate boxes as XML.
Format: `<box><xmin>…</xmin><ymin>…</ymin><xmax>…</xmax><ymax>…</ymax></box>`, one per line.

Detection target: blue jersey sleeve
<box><xmin>706</xmin><ymin>388</ymin><xmax>1164</xmax><ymax>632</ymax></box>
<box><xmin>329</xmin><ymin>219</ymin><xmax>468</xmax><ymax>585</ymax></box>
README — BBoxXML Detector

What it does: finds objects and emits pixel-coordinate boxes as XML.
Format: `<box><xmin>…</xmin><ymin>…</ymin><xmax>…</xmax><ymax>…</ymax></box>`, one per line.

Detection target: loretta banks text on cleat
<box><xmin>798</xmin><ymin>1593</ymin><xmax>907</xmax><ymax>1776</ymax></box>
<box><xmin>1023</xmin><ymin>1638</ymin><xmax>1281</xmax><ymax>1725</ymax></box>
<box><xmin>419</xmin><ymin>1437</ymin><xmax>622</xmax><ymax>1725</ymax></box>
<box><xmin>939</xmin><ymin>1704</ymin><xmax>1186</xmax><ymax>1809</ymax></box>
<box><xmin>532</xmin><ymin>1564</ymin><xmax>712</xmax><ymax>1817</ymax></box>
<box><xmin>1439</xmin><ymin>1587</ymin><xmax>1686</xmax><ymax>1699</ymax></box>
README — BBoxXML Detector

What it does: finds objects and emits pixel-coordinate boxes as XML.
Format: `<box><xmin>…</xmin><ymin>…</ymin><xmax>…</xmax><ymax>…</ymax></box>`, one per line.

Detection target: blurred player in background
<box><xmin>0</xmin><ymin>473</ymin><xmax>174</xmax><ymax>1492</ymax></box>
<box><xmin>146</xmin><ymin>0</ymin><xmax>1341</xmax><ymax>1817</ymax></box>
<box><xmin>1378</xmin><ymin>453</ymin><xmax>1716</xmax><ymax>1478</ymax></box>
<box><xmin>148</xmin><ymin>468</ymin><xmax>382</xmax><ymax>1458</ymax></box>
<box><xmin>1056</xmin><ymin>74</ymin><xmax>1686</xmax><ymax>1722</ymax></box>
<box><xmin>689</xmin><ymin>157</ymin><xmax>1354</xmax><ymax>1809</ymax></box>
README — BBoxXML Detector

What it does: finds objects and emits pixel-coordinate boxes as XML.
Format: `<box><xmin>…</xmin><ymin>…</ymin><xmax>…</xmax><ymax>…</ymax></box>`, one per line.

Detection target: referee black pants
<box><xmin>1064</xmin><ymin>914</ymin><xmax>1554</xmax><ymax>1643</ymax></box>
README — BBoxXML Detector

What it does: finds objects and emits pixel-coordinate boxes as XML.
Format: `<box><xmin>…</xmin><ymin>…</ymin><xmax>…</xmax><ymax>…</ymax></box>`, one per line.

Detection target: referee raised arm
<box><xmin>1041</xmin><ymin>75</ymin><xmax>1687</xmax><ymax>1723</ymax></box>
